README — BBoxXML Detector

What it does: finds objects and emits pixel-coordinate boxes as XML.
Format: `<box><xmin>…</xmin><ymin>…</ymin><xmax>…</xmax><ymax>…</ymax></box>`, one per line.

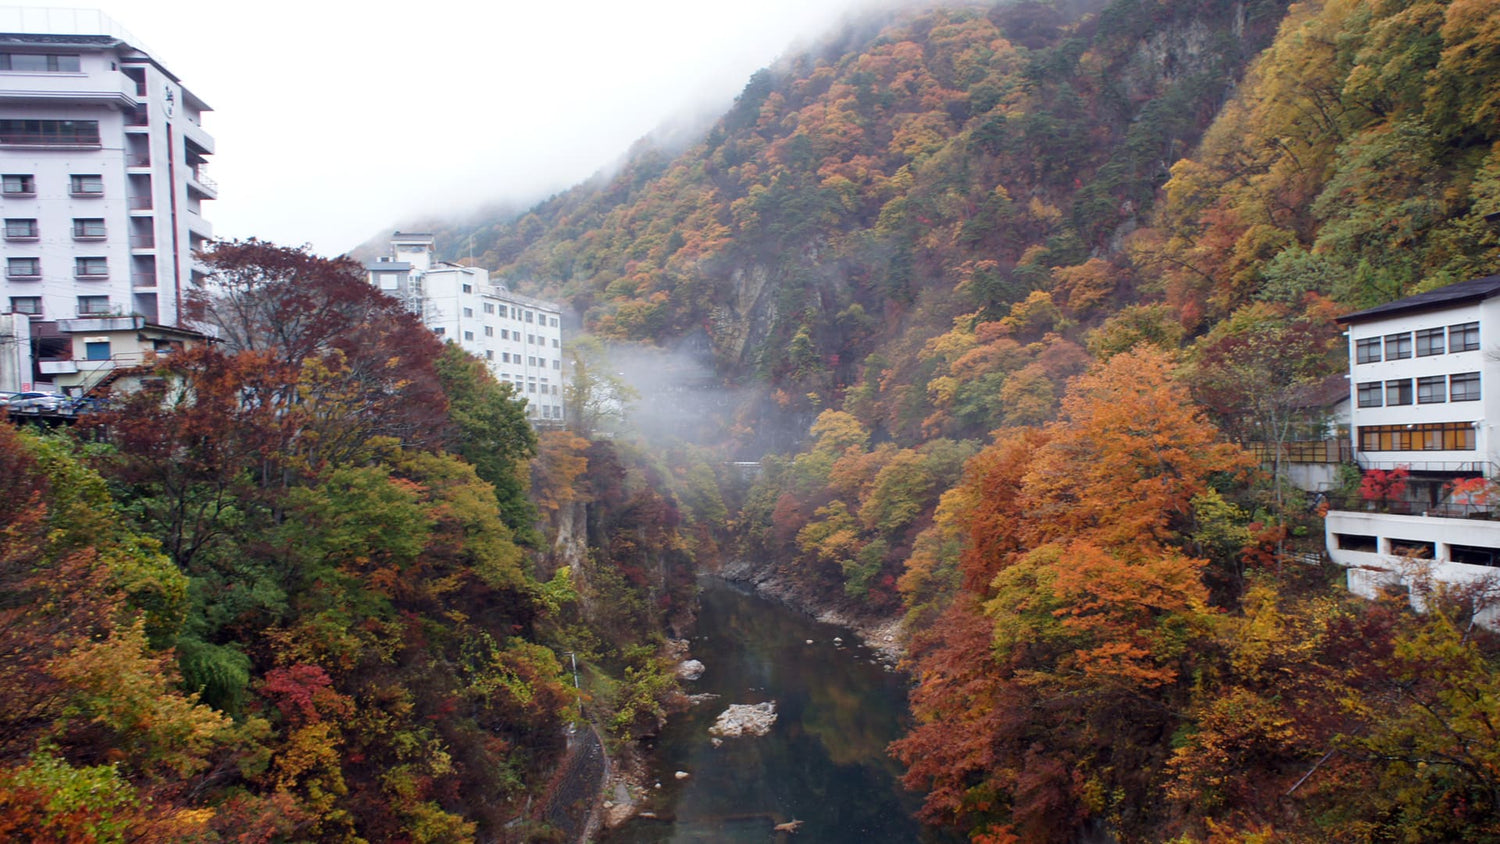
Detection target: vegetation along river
<box><xmin>603</xmin><ymin>578</ymin><xmax>954</xmax><ymax>843</ymax></box>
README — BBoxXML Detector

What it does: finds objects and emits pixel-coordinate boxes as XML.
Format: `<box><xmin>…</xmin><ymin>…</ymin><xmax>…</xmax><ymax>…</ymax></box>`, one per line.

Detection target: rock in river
<box><xmin>708</xmin><ymin>702</ymin><xmax>778</xmax><ymax>737</ymax></box>
<box><xmin>677</xmin><ymin>659</ymin><xmax>706</xmax><ymax>681</ymax></box>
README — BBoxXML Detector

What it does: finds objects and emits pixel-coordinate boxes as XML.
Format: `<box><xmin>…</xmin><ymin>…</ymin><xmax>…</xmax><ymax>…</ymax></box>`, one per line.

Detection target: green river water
<box><xmin>601</xmin><ymin>578</ymin><xmax>953</xmax><ymax>843</ymax></box>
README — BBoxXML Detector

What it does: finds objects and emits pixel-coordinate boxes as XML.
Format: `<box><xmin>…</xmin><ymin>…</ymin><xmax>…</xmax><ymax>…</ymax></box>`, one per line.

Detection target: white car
<box><xmin>7</xmin><ymin>391</ymin><xmax>66</xmax><ymax>412</ymax></box>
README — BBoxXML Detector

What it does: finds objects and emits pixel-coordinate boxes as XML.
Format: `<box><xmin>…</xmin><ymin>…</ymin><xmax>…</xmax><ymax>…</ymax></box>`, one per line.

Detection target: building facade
<box><xmin>0</xmin><ymin>8</ymin><xmax>213</xmax><ymax>388</ymax></box>
<box><xmin>1325</xmin><ymin>274</ymin><xmax>1500</xmax><ymax>620</ymax></box>
<box><xmin>369</xmin><ymin>233</ymin><xmax>565</xmax><ymax>424</ymax></box>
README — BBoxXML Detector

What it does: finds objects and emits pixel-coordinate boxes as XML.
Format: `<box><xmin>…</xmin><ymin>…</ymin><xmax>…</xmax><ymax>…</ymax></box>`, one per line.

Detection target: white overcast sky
<box><xmin>21</xmin><ymin>0</ymin><xmax>888</xmax><ymax>255</ymax></box>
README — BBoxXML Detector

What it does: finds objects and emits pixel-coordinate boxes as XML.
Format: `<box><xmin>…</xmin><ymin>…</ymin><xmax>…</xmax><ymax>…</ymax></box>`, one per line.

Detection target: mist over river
<box><xmin>602</xmin><ymin>578</ymin><xmax>955</xmax><ymax>843</ymax></box>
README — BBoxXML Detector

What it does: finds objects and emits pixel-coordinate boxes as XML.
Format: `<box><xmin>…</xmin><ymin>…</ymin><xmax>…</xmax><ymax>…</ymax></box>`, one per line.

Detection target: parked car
<box><xmin>0</xmin><ymin>391</ymin><xmax>19</xmax><ymax>407</ymax></box>
<box><xmin>64</xmin><ymin>395</ymin><xmax>112</xmax><ymax>414</ymax></box>
<box><xmin>7</xmin><ymin>391</ymin><xmax>66</xmax><ymax>412</ymax></box>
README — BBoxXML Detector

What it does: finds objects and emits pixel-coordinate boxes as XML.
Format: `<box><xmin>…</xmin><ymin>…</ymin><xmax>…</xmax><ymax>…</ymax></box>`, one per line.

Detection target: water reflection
<box><xmin>602</xmin><ymin>579</ymin><xmax>951</xmax><ymax>843</ymax></box>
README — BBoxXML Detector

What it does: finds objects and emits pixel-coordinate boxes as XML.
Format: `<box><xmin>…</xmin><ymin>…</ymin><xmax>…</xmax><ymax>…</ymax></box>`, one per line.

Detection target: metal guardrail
<box><xmin>1248</xmin><ymin>439</ymin><xmax>1354</xmax><ymax>465</ymax></box>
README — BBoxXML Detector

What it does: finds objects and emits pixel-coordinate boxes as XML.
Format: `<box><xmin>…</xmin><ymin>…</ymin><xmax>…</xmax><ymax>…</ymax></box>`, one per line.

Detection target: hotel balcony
<box><xmin>0</xmin><ymin>73</ymin><xmax>139</xmax><ymax>109</ymax></box>
<box><xmin>187</xmin><ymin>165</ymin><xmax>217</xmax><ymax>199</ymax></box>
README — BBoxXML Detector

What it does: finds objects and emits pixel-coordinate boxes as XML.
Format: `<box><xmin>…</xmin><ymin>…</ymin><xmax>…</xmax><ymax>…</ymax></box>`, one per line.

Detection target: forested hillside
<box><xmin>0</xmin><ymin>243</ymin><xmax>711</xmax><ymax>842</ymax></box>
<box><xmin>427</xmin><ymin>0</ymin><xmax>1500</xmax><ymax>840</ymax></box>
<box><xmin>8</xmin><ymin>0</ymin><xmax>1500</xmax><ymax>840</ymax></box>
<box><xmin>456</xmin><ymin>0</ymin><xmax>1289</xmax><ymax>440</ymax></box>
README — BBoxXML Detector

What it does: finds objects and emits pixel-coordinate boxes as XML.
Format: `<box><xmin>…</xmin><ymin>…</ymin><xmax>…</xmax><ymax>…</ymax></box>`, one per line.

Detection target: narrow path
<box><xmin>538</xmin><ymin>723</ymin><xmax>609</xmax><ymax>843</ymax></box>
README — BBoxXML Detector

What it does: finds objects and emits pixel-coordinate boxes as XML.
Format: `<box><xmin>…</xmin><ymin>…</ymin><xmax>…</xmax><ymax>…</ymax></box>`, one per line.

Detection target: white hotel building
<box><xmin>0</xmin><ymin>8</ymin><xmax>213</xmax><ymax>389</ymax></box>
<box><xmin>1326</xmin><ymin>274</ymin><xmax>1500</xmax><ymax>620</ymax></box>
<box><xmin>368</xmin><ymin>233</ymin><xmax>565</xmax><ymax>424</ymax></box>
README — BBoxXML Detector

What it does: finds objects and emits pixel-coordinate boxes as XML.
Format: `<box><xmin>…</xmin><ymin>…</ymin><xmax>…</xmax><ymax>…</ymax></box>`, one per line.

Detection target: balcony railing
<box><xmin>127</xmin><ymin>196</ymin><xmax>153</xmax><ymax>211</ymax></box>
<box><xmin>190</xmin><ymin>167</ymin><xmax>217</xmax><ymax>192</ymax></box>
<box><xmin>0</xmin><ymin>130</ymin><xmax>101</xmax><ymax>146</ymax></box>
<box><xmin>6</xmin><ymin>267</ymin><xmax>40</xmax><ymax>279</ymax></box>
<box><xmin>129</xmin><ymin>234</ymin><xmax>155</xmax><ymax>249</ymax></box>
<box><xmin>74</xmin><ymin>267</ymin><xmax>108</xmax><ymax>280</ymax></box>
<box><xmin>131</xmin><ymin>272</ymin><xmax>157</xmax><ymax>288</ymax></box>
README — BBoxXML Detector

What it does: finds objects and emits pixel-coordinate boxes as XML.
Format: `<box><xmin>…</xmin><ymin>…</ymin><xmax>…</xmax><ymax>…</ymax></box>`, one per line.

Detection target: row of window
<box><xmin>537</xmin><ymin>405</ymin><xmax>563</xmax><ymax>419</ymax></box>
<box><xmin>0</xmin><ymin>53</ymin><xmax>82</xmax><ymax>73</ymax></box>
<box><xmin>2</xmin><ymin>173</ymin><xmax>104</xmax><ymax>195</ymax></box>
<box><xmin>6</xmin><ymin>256</ymin><xmax>110</xmax><ymax>279</ymax></box>
<box><xmin>465</xmin><ymin>299</ymin><xmax>560</xmax><ymax>327</ymax></box>
<box><xmin>458</xmin><ymin>319</ymin><xmax>560</xmax><ymax>346</ymax></box>
<box><xmin>1357</xmin><ymin>373</ymin><xmax>1481</xmax><ymax>407</ymax></box>
<box><xmin>1358</xmin><ymin>423</ymin><xmax>1477</xmax><ymax>453</ymax></box>
<box><xmin>510</xmin><ymin>380</ymin><xmax>560</xmax><ymax>396</ymax></box>
<box><xmin>9</xmin><ymin>295</ymin><xmax>111</xmax><ymax>316</ymax></box>
<box><xmin>5</xmin><ymin>218</ymin><xmax>111</xmax><ymax>239</ymax></box>
<box><xmin>479</xmin><ymin>348</ymin><xmax>562</xmax><ymax>369</ymax></box>
<box><xmin>0</xmin><ymin>119</ymin><xmax>100</xmax><ymax>146</ymax></box>
<box><xmin>1356</xmin><ymin>322</ymin><xmax>1480</xmax><ymax>363</ymax></box>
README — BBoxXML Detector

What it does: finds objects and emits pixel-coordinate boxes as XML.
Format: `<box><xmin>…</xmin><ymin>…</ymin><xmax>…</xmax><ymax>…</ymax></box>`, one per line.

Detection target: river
<box><xmin>601</xmin><ymin>578</ymin><xmax>953</xmax><ymax>843</ymax></box>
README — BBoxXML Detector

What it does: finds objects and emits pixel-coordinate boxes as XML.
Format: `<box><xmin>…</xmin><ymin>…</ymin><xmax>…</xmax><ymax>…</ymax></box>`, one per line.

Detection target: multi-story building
<box><xmin>1325</xmin><ymin>274</ymin><xmax>1500</xmax><ymax>620</ymax></box>
<box><xmin>0</xmin><ymin>8</ymin><xmax>213</xmax><ymax>389</ymax></box>
<box><xmin>368</xmin><ymin>233</ymin><xmax>565</xmax><ymax>424</ymax></box>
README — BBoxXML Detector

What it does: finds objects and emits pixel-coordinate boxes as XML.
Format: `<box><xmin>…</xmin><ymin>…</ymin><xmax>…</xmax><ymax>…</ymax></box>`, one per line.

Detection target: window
<box><xmin>525</xmin><ymin>311</ymin><xmax>534</xmax><ymax>323</ymax></box>
<box><xmin>501</xmin><ymin>329</ymin><xmax>510</xmax><ymax>340</ymax></box>
<box><xmin>77</xmin><ymin>295</ymin><xmax>109</xmax><ymax>315</ymax></box>
<box><xmin>1355</xmin><ymin>338</ymin><xmax>1382</xmax><ymax>364</ymax></box>
<box><xmin>528</xmin><ymin>334</ymin><xmax>536</xmax><ymax>344</ymax></box>
<box><xmin>1385</xmin><ymin>379</ymin><xmax>1413</xmax><ymax>405</ymax></box>
<box><xmin>484</xmin><ymin>303</ymin><xmax>495</xmax><ymax>314</ymax></box>
<box><xmin>378</xmin><ymin>273</ymin><xmax>399</xmax><ymax>291</ymax></box>
<box><xmin>1452</xmin><ymin>372</ymin><xmax>1481</xmax><ymax>401</ymax></box>
<box><xmin>74</xmin><ymin>257</ymin><xmax>107</xmax><ymax>278</ymax></box>
<box><xmin>84</xmin><ymin>341</ymin><xmax>110</xmax><ymax>361</ymax></box>
<box><xmin>485</xmin><ymin>350</ymin><xmax>494</xmax><ymax>360</ymax></box>
<box><xmin>552</xmin><ymin>385</ymin><xmax>559</xmax><ymax>395</ymax></box>
<box><xmin>433</xmin><ymin>327</ymin><xmax>446</xmax><ymax>336</ymax></box>
<box><xmin>528</xmin><ymin>382</ymin><xmax>537</xmax><ymax>393</ymax></box>
<box><xmin>1357</xmin><ymin>382</ymin><xmax>1383</xmax><ymax>407</ymax></box>
<box><xmin>1384</xmin><ymin>332</ymin><xmax>1412</xmax><ymax>360</ymax></box>
<box><xmin>72</xmin><ymin>218</ymin><xmax>106</xmax><ymax>239</ymax></box>
<box><xmin>69</xmin><ymin>174</ymin><xmax>104</xmax><ymax>195</ymax></box>
<box><xmin>502</xmin><ymin>352</ymin><xmax>511</xmax><ymax>363</ymax></box>
<box><xmin>512</xmin><ymin>307</ymin><xmax>520</xmax><ymax>319</ymax></box>
<box><xmin>484</xmin><ymin>326</ymin><xmax>494</xmax><ymax>337</ymax></box>
<box><xmin>550</xmin><ymin>317</ymin><xmax>558</xmax><ymax>327</ymax></box>
<box><xmin>3</xmin><ymin>218</ymin><xmax>36</xmax><ymax>239</ymax></box>
<box><xmin>0</xmin><ymin>53</ymin><xmax>81</xmax><ymax>72</ymax></box>
<box><xmin>2</xmin><ymin>174</ymin><xmax>34</xmax><ymax>195</ymax></box>
<box><xmin>552</xmin><ymin>338</ymin><xmax>560</xmax><ymax>348</ymax></box>
<box><xmin>1416</xmin><ymin>327</ymin><xmax>1445</xmax><ymax>356</ymax></box>
<box><xmin>0</xmin><ymin>120</ymin><xmax>99</xmax><ymax>145</ymax></box>
<box><xmin>1359</xmin><ymin>423</ymin><xmax>1475</xmax><ymax>452</ymax></box>
<box><xmin>9</xmin><ymin>296</ymin><xmax>40</xmax><ymax>315</ymax></box>
<box><xmin>1417</xmin><ymin>376</ymin><xmax>1446</xmax><ymax>404</ymax></box>
<box><xmin>527</xmin><ymin>356</ymin><xmax>537</xmax><ymax>367</ymax></box>
<box><xmin>463</xmin><ymin>331</ymin><xmax>474</xmax><ymax>341</ymax></box>
<box><xmin>553</xmin><ymin>359</ymin><xmax>561</xmax><ymax>370</ymax></box>
<box><xmin>462</xmin><ymin>283</ymin><xmax>473</xmax><ymax>294</ymax></box>
<box><xmin>463</xmin><ymin>307</ymin><xmax>474</xmax><ymax>318</ymax></box>
<box><xmin>6</xmin><ymin>257</ymin><xmax>39</xmax><ymax>278</ymax></box>
<box><xmin>1451</xmin><ymin>322</ymin><xmax>1480</xmax><ymax>352</ymax></box>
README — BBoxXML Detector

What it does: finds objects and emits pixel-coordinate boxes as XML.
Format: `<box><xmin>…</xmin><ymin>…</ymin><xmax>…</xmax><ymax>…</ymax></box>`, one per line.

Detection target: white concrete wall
<box><xmin>1326</xmin><ymin>509</ymin><xmax>1500</xmax><ymax>624</ymax></box>
<box><xmin>1</xmin><ymin>35</ymin><xmax>211</xmax><ymax>329</ymax></box>
<box><xmin>1345</xmin><ymin>302</ymin><xmax>1493</xmax><ymax>473</ymax></box>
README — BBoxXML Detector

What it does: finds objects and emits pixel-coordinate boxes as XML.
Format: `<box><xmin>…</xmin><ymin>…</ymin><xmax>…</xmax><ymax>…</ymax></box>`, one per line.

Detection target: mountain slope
<box><xmin>438</xmin><ymin>0</ymin><xmax>1288</xmax><ymax>442</ymax></box>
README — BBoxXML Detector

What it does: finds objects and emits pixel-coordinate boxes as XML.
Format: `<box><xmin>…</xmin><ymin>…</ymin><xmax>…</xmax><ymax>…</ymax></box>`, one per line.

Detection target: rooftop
<box><xmin>1337</xmin><ymin>273</ymin><xmax>1500</xmax><ymax>325</ymax></box>
<box><xmin>0</xmin><ymin>6</ymin><xmax>152</xmax><ymax>56</ymax></box>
